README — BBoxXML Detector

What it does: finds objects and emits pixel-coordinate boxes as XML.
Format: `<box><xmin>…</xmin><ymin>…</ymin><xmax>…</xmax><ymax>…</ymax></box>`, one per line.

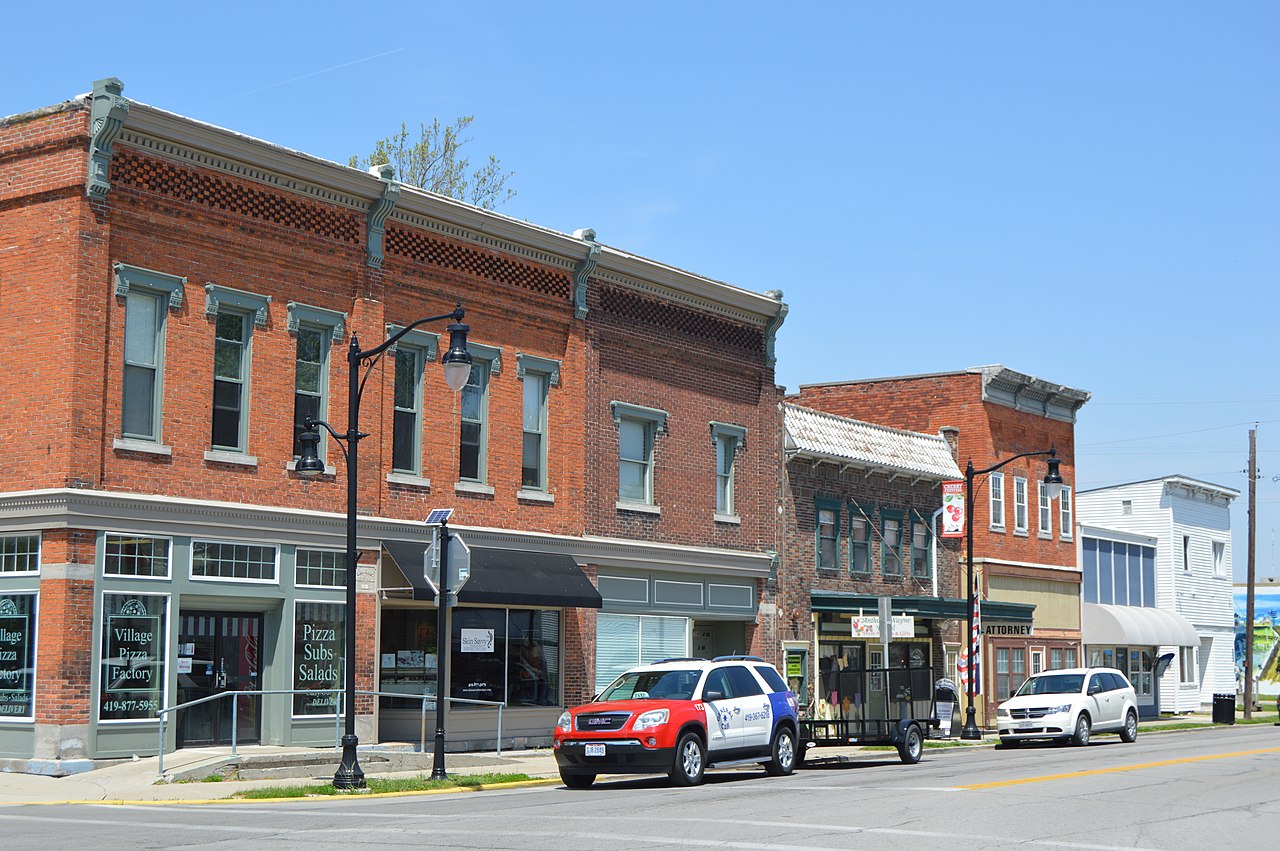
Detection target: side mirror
<box><xmin>703</xmin><ymin>689</ymin><xmax>725</xmax><ymax>702</ymax></box>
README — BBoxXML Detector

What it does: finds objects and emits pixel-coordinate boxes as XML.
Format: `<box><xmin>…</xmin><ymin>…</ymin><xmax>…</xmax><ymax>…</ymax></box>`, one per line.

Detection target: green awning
<box><xmin>809</xmin><ymin>591</ymin><xmax>1035</xmax><ymax>623</ymax></box>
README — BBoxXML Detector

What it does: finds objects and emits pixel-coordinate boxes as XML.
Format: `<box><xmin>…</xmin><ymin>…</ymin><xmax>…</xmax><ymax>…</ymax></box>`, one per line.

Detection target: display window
<box><xmin>99</xmin><ymin>593</ymin><xmax>167</xmax><ymax>722</ymax></box>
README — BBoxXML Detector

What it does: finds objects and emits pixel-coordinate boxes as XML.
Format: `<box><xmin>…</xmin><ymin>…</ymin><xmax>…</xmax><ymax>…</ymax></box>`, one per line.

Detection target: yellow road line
<box><xmin>959</xmin><ymin>747</ymin><xmax>1280</xmax><ymax>790</ymax></box>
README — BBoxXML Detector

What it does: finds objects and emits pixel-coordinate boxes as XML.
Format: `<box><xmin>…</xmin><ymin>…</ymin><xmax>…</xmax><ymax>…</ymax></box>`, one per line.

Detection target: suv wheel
<box><xmin>1120</xmin><ymin>709</ymin><xmax>1138</xmax><ymax>743</ymax></box>
<box><xmin>1071</xmin><ymin>713</ymin><xmax>1091</xmax><ymax>747</ymax></box>
<box><xmin>765</xmin><ymin>726</ymin><xmax>796</xmax><ymax>776</ymax></box>
<box><xmin>560</xmin><ymin>771</ymin><xmax>595</xmax><ymax>789</ymax></box>
<box><xmin>669</xmin><ymin>731</ymin><xmax>706</xmax><ymax>786</ymax></box>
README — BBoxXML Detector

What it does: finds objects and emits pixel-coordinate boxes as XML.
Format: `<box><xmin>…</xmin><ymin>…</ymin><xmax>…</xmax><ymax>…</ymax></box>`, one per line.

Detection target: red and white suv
<box><xmin>553</xmin><ymin>656</ymin><xmax>800</xmax><ymax>788</ymax></box>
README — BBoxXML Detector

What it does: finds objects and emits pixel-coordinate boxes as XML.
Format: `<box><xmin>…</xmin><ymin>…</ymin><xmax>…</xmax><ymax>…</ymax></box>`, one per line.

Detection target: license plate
<box><xmin>584</xmin><ymin>743</ymin><xmax>606</xmax><ymax>757</ymax></box>
<box><xmin>1018</xmin><ymin>720</ymin><xmax>1035</xmax><ymax>729</ymax></box>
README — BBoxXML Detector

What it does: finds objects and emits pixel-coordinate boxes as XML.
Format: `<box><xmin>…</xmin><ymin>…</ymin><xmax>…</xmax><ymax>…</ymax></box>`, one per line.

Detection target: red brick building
<box><xmin>0</xmin><ymin>80</ymin><xmax>785</xmax><ymax>772</ymax></box>
<box><xmin>778</xmin><ymin>403</ymin><xmax>968</xmax><ymax>726</ymax></box>
<box><xmin>791</xmin><ymin>366</ymin><xmax>1089</xmax><ymax>723</ymax></box>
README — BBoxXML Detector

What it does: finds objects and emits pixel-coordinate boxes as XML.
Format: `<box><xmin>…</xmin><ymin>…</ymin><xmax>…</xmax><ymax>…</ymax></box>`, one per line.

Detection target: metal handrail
<box><xmin>154</xmin><ymin>688</ymin><xmax>507</xmax><ymax>777</ymax></box>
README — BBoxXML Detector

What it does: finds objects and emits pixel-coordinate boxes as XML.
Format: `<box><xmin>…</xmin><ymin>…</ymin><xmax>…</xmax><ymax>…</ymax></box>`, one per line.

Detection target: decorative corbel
<box><xmin>571</xmin><ymin>228</ymin><xmax>601</xmax><ymax>320</ymax></box>
<box><xmin>763</xmin><ymin>289</ymin><xmax>789</xmax><ymax>368</ymax></box>
<box><xmin>87</xmin><ymin>78</ymin><xmax>130</xmax><ymax>200</ymax></box>
<box><xmin>366</xmin><ymin>164</ymin><xmax>400</xmax><ymax>268</ymax></box>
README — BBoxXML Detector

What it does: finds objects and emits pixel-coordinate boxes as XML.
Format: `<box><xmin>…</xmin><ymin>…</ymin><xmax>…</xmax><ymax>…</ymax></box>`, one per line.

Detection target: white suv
<box><xmin>996</xmin><ymin>667</ymin><xmax>1139</xmax><ymax>747</ymax></box>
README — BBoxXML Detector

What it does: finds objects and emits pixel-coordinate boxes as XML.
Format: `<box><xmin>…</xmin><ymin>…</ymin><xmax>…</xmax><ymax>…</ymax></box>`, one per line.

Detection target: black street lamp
<box><xmin>960</xmin><ymin>448</ymin><xmax>1063</xmax><ymax>741</ymax></box>
<box><xmin>295</xmin><ymin>305</ymin><xmax>472</xmax><ymax>789</ymax></box>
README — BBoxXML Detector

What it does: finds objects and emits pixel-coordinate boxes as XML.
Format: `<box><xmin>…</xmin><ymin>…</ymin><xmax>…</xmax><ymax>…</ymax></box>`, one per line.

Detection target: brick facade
<box><xmin>0</xmin><ymin>84</ymin><xmax>785</xmax><ymax>766</ymax></box>
<box><xmin>791</xmin><ymin>369</ymin><xmax>1088</xmax><ymax>721</ymax></box>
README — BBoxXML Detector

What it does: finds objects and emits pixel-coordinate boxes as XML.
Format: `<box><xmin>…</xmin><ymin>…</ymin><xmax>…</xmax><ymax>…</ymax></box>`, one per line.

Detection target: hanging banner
<box><xmin>942</xmin><ymin>481</ymin><xmax>965</xmax><ymax>538</ymax></box>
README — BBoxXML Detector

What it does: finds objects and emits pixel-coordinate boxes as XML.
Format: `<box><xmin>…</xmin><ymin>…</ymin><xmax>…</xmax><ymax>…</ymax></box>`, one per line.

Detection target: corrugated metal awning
<box><xmin>809</xmin><ymin>591</ymin><xmax>1035</xmax><ymax>623</ymax></box>
<box><xmin>1081</xmin><ymin>602</ymin><xmax>1199</xmax><ymax>647</ymax></box>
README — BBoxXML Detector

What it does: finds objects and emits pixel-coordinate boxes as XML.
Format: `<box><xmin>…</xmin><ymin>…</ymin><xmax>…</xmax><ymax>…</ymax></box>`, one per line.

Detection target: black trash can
<box><xmin>1212</xmin><ymin>693</ymin><xmax>1236</xmax><ymax>724</ymax></box>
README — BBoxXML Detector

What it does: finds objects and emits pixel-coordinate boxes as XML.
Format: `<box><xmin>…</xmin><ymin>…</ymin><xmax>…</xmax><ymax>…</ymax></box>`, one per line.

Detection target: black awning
<box><xmin>383</xmin><ymin>540</ymin><xmax>603</xmax><ymax>609</ymax></box>
<box><xmin>809</xmin><ymin>591</ymin><xmax>1035</xmax><ymax>623</ymax></box>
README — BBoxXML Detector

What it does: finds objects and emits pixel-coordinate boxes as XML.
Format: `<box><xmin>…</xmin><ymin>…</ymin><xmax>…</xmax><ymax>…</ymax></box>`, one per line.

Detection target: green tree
<box><xmin>349</xmin><ymin>117</ymin><xmax>515</xmax><ymax>210</ymax></box>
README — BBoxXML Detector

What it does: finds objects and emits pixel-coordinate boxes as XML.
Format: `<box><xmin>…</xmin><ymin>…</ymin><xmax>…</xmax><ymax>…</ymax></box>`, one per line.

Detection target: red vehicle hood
<box><xmin>571</xmin><ymin>698</ymin><xmax>683</xmax><ymax>715</ymax></box>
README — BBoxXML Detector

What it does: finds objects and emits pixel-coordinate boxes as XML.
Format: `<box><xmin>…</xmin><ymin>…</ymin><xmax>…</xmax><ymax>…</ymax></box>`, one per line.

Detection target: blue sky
<box><xmin>4</xmin><ymin>2</ymin><xmax>1277</xmax><ymax>579</ymax></box>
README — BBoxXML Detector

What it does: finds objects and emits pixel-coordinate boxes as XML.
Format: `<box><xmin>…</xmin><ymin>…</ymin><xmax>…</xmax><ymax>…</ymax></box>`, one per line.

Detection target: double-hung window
<box><xmin>115</xmin><ymin>264</ymin><xmax>185</xmax><ymax>447</ymax></box>
<box><xmin>816</xmin><ymin>501</ymin><xmax>840</xmax><ymax>569</ymax></box>
<box><xmin>988</xmin><ymin>472</ymin><xmax>1005</xmax><ymax>531</ymax></box>
<box><xmin>710</xmin><ymin>422</ymin><xmax>747</xmax><ymax>519</ymax></box>
<box><xmin>1013</xmin><ymin>476</ymin><xmax>1028</xmax><ymax>534</ymax></box>
<box><xmin>212</xmin><ymin>311</ymin><xmax>250</xmax><ymax>451</ymax></box>
<box><xmin>385</xmin><ymin>325</ymin><xmax>438</xmax><ymax>481</ymax></box>
<box><xmin>612</xmin><ymin>402</ymin><xmax>667</xmax><ymax>508</ymax></box>
<box><xmin>459</xmin><ymin>343</ymin><xmax>501</xmax><ymax>486</ymax></box>
<box><xmin>288</xmin><ymin>303</ymin><xmax>346</xmax><ymax>467</ymax></box>
<box><xmin>1058</xmin><ymin>486</ymin><xmax>1073</xmax><ymax>539</ymax></box>
<box><xmin>517</xmin><ymin>354</ymin><xmax>559</xmax><ymax>494</ymax></box>
<box><xmin>206</xmin><ymin>283</ymin><xmax>270</xmax><ymax>459</ymax></box>
<box><xmin>911</xmin><ymin>519</ymin><xmax>931</xmax><ymax>579</ymax></box>
<box><xmin>881</xmin><ymin>512</ymin><xmax>904</xmax><ymax>576</ymax></box>
<box><xmin>393</xmin><ymin>345</ymin><xmax>424</xmax><ymax>473</ymax></box>
<box><xmin>1037</xmin><ymin>481</ymin><xmax>1053</xmax><ymax>538</ymax></box>
<box><xmin>849</xmin><ymin>511</ymin><xmax>871</xmax><ymax>574</ymax></box>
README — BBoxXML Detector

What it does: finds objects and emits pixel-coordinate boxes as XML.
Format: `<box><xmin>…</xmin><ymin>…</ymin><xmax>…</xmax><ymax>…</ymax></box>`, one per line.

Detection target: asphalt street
<box><xmin>0</xmin><ymin>725</ymin><xmax>1275</xmax><ymax>850</ymax></box>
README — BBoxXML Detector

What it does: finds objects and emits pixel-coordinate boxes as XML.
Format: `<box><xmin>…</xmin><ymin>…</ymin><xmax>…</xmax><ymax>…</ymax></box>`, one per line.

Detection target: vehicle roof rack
<box><xmin>712</xmin><ymin>654</ymin><xmax>765</xmax><ymax>662</ymax></box>
<box><xmin>651</xmin><ymin>657</ymin><xmax>707</xmax><ymax>664</ymax></box>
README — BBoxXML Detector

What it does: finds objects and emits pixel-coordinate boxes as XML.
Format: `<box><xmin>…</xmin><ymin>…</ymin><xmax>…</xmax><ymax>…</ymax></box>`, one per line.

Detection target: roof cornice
<box><xmin>105</xmin><ymin>97</ymin><xmax>785</xmax><ymax>328</ymax></box>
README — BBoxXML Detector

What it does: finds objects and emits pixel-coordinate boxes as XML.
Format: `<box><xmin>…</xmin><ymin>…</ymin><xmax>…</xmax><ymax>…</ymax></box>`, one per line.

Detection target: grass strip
<box><xmin>231</xmin><ymin>771</ymin><xmax>533</xmax><ymax>799</ymax></box>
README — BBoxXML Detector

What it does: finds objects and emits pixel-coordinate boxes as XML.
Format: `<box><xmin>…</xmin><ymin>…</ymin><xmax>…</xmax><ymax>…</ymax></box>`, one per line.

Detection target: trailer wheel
<box><xmin>897</xmin><ymin>724</ymin><xmax>923</xmax><ymax>765</ymax></box>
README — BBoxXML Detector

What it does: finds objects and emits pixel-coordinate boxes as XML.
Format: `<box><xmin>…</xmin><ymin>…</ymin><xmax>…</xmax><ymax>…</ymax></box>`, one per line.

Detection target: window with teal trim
<box><xmin>816</xmin><ymin>501</ymin><xmax>840</xmax><ymax>569</ymax></box>
<box><xmin>848</xmin><ymin>506</ymin><xmax>871</xmax><ymax>574</ymax></box>
<box><xmin>881</xmin><ymin>511</ymin><xmax>904</xmax><ymax>576</ymax></box>
<box><xmin>911</xmin><ymin>519</ymin><xmax>932</xmax><ymax>579</ymax></box>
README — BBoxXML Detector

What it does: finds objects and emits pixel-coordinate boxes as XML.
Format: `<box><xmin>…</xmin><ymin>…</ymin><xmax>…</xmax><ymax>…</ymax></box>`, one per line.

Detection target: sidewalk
<box><xmin>0</xmin><ymin>712</ymin><xmax>1229</xmax><ymax>805</ymax></box>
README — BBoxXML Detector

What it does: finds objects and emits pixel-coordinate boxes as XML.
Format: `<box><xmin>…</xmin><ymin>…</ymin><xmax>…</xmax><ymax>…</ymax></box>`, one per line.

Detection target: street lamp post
<box><xmin>960</xmin><ymin>448</ymin><xmax>1063</xmax><ymax>741</ymax></box>
<box><xmin>295</xmin><ymin>305</ymin><xmax>472</xmax><ymax>789</ymax></box>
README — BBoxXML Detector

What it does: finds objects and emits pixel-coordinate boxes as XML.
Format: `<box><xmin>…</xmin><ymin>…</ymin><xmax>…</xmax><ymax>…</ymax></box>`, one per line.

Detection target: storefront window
<box><xmin>595</xmin><ymin>613</ymin><xmax>689</xmax><ymax>692</ymax></box>
<box><xmin>451</xmin><ymin>608</ymin><xmax>505</xmax><ymax>703</ymax></box>
<box><xmin>100</xmin><ymin>593</ymin><xmax>166</xmax><ymax>721</ymax></box>
<box><xmin>0</xmin><ymin>593</ymin><xmax>36</xmax><ymax>718</ymax></box>
<box><xmin>379</xmin><ymin>607</ymin><xmax>563</xmax><ymax>709</ymax></box>
<box><xmin>293</xmin><ymin>602</ymin><xmax>344</xmax><ymax>715</ymax></box>
<box><xmin>507</xmin><ymin>609</ymin><xmax>560</xmax><ymax>706</ymax></box>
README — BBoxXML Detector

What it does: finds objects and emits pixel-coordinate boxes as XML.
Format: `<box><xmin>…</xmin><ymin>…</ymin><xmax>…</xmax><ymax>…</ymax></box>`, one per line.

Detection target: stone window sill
<box><xmin>455</xmin><ymin>481</ymin><xmax>495</xmax><ymax>497</ymax></box>
<box><xmin>714</xmin><ymin>513</ymin><xmax>741</xmax><ymax>525</ymax></box>
<box><xmin>517</xmin><ymin>489</ymin><xmax>555</xmax><ymax>504</ymax></box>
<box><xmin>616</xmin><ymin>500</ymin><xmax>661</xmax><ymax>515</ymax></box>
<box><xmin>204</xmin><ymin>450</ymin><xmax>258</xmax><ymax>467</ymax></box>
<box><xmin>387</xmin><ymin>473</ymin><xmax>432</xmax><ymax>489</ymax></box>
<box><xmin>114</xmin><ymin>438</ymin><xmax>172</xmax><ymax>457</ymax></box>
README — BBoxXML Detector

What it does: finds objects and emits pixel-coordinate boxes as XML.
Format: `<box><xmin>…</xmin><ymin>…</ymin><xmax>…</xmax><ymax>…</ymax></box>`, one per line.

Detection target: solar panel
<box><xmin>425</xmin><ymin>508</ymin><xmax>454</xmax><ymax>525</ymax></box>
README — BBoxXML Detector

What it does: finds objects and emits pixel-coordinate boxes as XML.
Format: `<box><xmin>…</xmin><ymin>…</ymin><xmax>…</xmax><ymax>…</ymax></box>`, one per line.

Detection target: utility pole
<box><xmin>1245</xmin><ymin>428</ymin><xmax>1258</xmax><ymax>719</ymax></box>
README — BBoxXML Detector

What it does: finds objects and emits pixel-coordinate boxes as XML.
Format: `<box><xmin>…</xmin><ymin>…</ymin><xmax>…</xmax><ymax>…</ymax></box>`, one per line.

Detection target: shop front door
<box><xmin>176</xmin><ymin>612</ymin><xmax>262</xmax><ymax>747</ymax></box>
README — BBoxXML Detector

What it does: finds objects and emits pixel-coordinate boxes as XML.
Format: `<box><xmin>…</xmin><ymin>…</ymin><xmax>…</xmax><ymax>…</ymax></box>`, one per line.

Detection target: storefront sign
<box><xmin>461</xmin><ymin>628</ymin><xmax>495</xmax><ymax>653</ymax></box>
<box><xmin>984</xmin><ymin>623</ymin><xmax>1033</xmax><ymax>636</ymax></box>
<box><xmin>294</xmin><ymin>602</ymin><xmax>344</xmax><ymax>715</ymax></box>
<box><xmin>942</xmin><ymin>481</ymin><xmax>965</xmax><ymax>538</ymax></box>
<box><xmin>100</xmin><ymin>595</ymin><xmax>166</xmax><ymax>720</ymax></box>
<box><xmin>0</xmin><ymin>596</ymin><xmax>33</xmax><ymax>718</ymax></box>
<box><xmin>851</xmin><ymin>615</ymin><xmax>915</xmax><ymax>639</ymax></box>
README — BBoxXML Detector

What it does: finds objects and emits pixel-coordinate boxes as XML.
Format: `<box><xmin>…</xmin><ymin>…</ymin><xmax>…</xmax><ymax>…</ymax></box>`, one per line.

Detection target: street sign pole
<box><xmin>431</xmin><ymin>519</ymin><xmax>451</xmax><ymax>780</ymax></box>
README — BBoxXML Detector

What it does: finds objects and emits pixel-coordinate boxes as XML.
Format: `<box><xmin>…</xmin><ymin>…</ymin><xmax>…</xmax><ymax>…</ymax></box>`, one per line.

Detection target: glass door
<box><xmin>176</xmin><ymin>612</ymin><xmax>262</xmax><ymax>747</ymax></box>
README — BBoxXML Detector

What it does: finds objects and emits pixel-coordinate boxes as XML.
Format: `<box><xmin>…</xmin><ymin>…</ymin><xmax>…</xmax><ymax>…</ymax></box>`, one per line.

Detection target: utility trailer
<box><xmin>797</xmin><ymin>665</ymin><xmax>954</xmax><ymax>765</ymax></box>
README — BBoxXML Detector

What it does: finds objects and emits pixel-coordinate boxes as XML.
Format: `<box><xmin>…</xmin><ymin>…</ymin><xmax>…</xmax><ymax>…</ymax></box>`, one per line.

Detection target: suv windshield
<box><xmin>598</xmin><ymin>669</ymin><xmax>701</xmax><ymax>701</ymax></box>
<box><xmin>1016</xmin><ymin>673</ymin><xmax>1084</xmax><ymax>696</ymax></box>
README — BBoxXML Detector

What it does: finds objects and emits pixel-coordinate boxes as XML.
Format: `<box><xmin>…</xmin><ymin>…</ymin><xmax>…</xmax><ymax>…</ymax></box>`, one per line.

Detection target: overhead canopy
<box><xmin>1082</xmin><ymin>603</ymin><xmax>1199</xmax><ymax>648</ymax></box>
<box><xmin>383</xmin><ymin>541</ymin><xmax>603</xmax><ymax>609</ymax></box>
<box><xmin>810</xmin><ymin>591</ymin><xmax>1035</xmax><ymax>623</ymax></box>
